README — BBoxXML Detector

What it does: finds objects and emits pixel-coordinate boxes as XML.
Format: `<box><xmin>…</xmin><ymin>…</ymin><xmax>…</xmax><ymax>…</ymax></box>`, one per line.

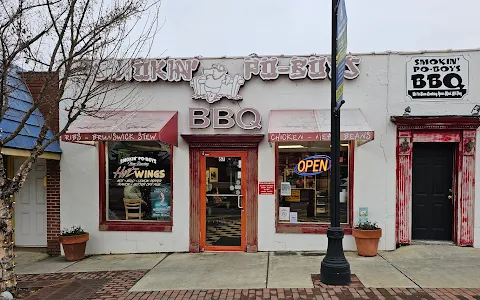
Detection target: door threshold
<box><xmin>202</xmin><ymin>250</ymin><xmax>245</xmax><ymax>253</ymax></box>
<box><xmin>411</xmin><ymin>240</ymin><xmax>454</xmax><ymax>246</ymax></box>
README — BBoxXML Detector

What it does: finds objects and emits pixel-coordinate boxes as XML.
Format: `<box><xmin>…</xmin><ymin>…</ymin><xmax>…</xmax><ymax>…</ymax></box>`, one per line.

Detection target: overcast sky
<box><xmin>147</xmin><ymin>0</ymin><xmax>480</xmax><ymax>58</ymax></box>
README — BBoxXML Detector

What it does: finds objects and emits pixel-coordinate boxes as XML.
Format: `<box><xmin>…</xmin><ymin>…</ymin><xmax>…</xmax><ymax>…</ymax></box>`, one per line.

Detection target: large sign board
<box><xmin>406</xmin><ymin>55</ymin><xmax>469</xmax><ymax>100</ymax></box>
<box><xmin>95</xmin><ymin>56</ymin><xmax>361</xmax><ymax>103</ymax></box>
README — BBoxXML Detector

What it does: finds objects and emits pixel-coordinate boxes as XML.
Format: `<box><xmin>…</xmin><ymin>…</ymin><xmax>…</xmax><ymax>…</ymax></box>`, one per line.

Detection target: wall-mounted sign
<box><xmin>406</xmin><ymin>55</ymin><xmax>469</xmax><ymax>100</ymax></box>
<box><xmin>258</xmin><ymin>181</ymin><xmax>275</xmax><ymax>195</ymax></box>
<box><xmin>189</xmin><ymin>107</ymin><xmax>262</xmax><ymax>130</ymax></box>
<box><xmin>294</xmin><ymin>155</ymin><xmax>331</xmax><ymax>176</ymax></box>
<box><xmin>96</xmin><ymin>56</ymin><xmax>361</xmax><ymax>102</ymax></box>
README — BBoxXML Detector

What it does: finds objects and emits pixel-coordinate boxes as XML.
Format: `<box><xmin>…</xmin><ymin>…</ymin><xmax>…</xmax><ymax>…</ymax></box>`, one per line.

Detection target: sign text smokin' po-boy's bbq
<box><xmin>62</xmin><ymin>55</ymin><xmax>362</xmax><ymax>142</ymax></box>
<box><xmin>95</xmin><ymin>55</ymin><xmax>361</xmax><ymax>84</ymax></box>
<box><xmin>406</xmin><ymin>55</ymin><xmax>469</xmax><ymax>100</ymax></box>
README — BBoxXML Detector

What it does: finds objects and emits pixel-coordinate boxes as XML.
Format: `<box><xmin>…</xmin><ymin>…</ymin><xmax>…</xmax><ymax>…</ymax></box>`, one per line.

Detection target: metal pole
<box><xmin>320</xmin><ymin>0</ymin><xmax>351</xmax><ymax>285</ymax></box>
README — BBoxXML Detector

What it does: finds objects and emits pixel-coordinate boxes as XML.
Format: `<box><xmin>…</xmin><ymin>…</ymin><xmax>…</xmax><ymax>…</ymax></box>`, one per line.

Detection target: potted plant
<box><xmin>352</xmin><ymin>221</ymin><xmax>382</xmax><ymax>257</ymax></box>
<box><xmin>59</xmin><ymin>226</ymin><xmax>89</xmax><ymax>261</ymax></box>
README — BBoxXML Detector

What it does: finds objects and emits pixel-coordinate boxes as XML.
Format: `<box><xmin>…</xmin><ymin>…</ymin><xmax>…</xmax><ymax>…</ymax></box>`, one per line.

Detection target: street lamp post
<box><xmin>320</xmin><ymin>0</ymin><xmax>351</xmax><ymax>285</ymax></box>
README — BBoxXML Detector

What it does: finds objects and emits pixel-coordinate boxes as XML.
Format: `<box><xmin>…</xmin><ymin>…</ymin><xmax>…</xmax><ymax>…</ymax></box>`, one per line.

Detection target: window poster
<box><xmin>279</xmin><ymin>207</ymin><xmax>290</xmax><ymax>221</ymax></box>
<box><xmin>289</xmin><ymin>212</ymin><xmax>298</xmax><ymax>223</ymax></box>
<box><xmin>112</xmin><ymin>155</ymin><xmax>167</xmax><ymax>187</ymax></box>
<box><xmin>285</xmin><ymin>189</ymin><xmax>300</xmax><ymax>202</ymax></box>
<box><xmin>209</xmin><ymin>167</ymin><xmax>218</xmax><ymax>182</ymax></box>
<box><xmin>280</xmin><ymin>182</ymin><xmax>291</xmax><ymax>196</ymax></box>
<box><xmin>107</xmin><ymin>141</ymin><xmax>171</xmax><ymax>221</ymax></box>
<box><xmin>151</xmin><ymin>185</ymin><xmax>171</xmax><ymax>219</ymax></box>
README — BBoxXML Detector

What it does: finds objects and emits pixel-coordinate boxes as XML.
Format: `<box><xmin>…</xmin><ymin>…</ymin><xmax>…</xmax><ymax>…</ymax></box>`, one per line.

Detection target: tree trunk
<box><xmin>0</xmin><ymin>198</ymin><xmax>16</xmax><ymax>294</ymax></box>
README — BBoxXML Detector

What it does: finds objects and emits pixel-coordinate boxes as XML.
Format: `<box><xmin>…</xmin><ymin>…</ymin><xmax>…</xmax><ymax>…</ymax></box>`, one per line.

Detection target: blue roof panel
<box><xmin>1</xmin><ymin>70</ymin><xmax>62</xmax><ymax>154</ymax></box>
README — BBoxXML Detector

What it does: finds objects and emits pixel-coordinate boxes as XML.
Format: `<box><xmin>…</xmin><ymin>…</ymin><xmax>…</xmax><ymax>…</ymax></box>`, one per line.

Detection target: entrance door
<box><xmin>14</xmin><ymin>159</ymin><xmax>47</xmax><ymax>246</ymax></box>
<box><xmin>200</xmin><ymin>151</ymin><xmax>246</xmax><ymax>251</ymax></box>
<box><xmin>412</xmin><ymin>143</ymin><xmax>454</xmax><ymax>241</ymax></box>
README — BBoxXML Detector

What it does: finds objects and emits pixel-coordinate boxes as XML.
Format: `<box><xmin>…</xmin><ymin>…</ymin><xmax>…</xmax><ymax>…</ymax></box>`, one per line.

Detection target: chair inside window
<box><xmin>123</xmin><ymin>199</ymin><xmax>143</xmax><ymax>220</ymax></box>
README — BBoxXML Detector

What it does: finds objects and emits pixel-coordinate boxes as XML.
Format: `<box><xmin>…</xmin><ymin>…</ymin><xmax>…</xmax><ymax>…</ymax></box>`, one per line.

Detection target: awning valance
<box><xmin>61</xmin><ymin>111</ymin><xmax>178</xmax><ymax>146</ymax></box>
<box><xmin>268</xmin><ymin>108</ymin><xmax>374</xmax><ymax>143</ymax></box>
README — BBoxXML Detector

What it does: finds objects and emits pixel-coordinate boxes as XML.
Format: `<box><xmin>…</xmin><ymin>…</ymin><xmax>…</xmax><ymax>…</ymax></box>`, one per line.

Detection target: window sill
<box><xmin>99</xmin><ymin>221</ymin><xmax>173</xmax><ymax>232</ymax></box>
<box><xmin>276</xmin><ymin>222</ymin><xmax>352</xmax><ymax>234</ymax></box>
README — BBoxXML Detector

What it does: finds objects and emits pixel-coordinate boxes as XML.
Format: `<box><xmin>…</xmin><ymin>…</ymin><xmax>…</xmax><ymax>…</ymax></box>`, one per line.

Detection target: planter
<box><xmin>59</xmin><ymin>233</ymin><xmax>89</xmax><ymax>261</ymax></box>
<box><xmin>352</xmin><ymin>228</ymin><xmax>382</xmax><ymax>257</ymax></box>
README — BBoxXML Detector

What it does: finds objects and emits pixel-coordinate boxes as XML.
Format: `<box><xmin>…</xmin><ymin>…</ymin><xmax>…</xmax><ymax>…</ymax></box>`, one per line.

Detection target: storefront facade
<box><xmin>60</xmin><ymin>49</ymin><xmax>480</xmax><ymax>254</ymax></box>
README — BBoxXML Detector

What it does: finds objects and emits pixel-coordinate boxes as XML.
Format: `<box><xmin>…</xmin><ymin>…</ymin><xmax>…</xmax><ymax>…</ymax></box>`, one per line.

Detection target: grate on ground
<box><xmin>311</xmin><ymin>273</ymin><xmax>364</xmax><ymax>288</ymax></box>
<box><xmin>22</xmin><ymin>278</ymin><xmax>110</xmax><ymax>300</ymax></box>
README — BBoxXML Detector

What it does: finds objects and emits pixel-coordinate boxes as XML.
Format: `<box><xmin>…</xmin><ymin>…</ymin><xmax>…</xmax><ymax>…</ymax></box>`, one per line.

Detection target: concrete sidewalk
<box><xmin>14</xmin><ymin>245</ymin><xmax>480</xmax><ymax>291</ymax></box>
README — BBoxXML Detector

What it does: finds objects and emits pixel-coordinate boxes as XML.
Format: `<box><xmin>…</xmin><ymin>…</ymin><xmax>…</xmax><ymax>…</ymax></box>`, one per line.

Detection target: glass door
<box><xmin>200</xmin><ymin>151</ymin><xmax>246</xmax><ymax>251</ymax></box>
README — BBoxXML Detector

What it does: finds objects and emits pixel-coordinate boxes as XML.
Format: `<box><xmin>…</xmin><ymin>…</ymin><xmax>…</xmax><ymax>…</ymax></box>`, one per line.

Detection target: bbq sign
<box><xmin>406</xmin><ymin>55</ymin><xmax>469</xmax><ymax>100</ymax></box>
<box><xmin>294</xmin><ymin>155</ymin><xmax>331</xmax><ymax>176</ymax></box>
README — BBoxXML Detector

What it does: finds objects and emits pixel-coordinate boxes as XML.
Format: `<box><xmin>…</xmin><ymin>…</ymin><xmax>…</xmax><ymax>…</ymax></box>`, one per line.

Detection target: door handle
<box><xmin>448</xmin><ymin>195</ymin><xmax>453</xmax><ymax>200</ymax></box>
<box><xmin>237</xmin><ymin>195</ymin><xmax>243</xmax><ymax>209</ymax></box>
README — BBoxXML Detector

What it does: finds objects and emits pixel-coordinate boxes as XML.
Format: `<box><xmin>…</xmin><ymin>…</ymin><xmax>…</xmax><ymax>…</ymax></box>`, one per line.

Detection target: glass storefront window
<box><xmin>106</xmin><ymin>141</ymin><xmax>172</xmax><ymax>222</ymax></box>
<box><xmin>277</xmin><ymin>141</ymin><xmax>350</xmax><ymax>224</ymax></box>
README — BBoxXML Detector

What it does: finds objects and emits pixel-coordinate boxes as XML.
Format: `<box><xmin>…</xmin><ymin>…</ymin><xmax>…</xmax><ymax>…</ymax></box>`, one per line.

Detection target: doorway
<box><xmin>412</xmin><ymin>143</ymin><xmax>454</xmax><ymax>241</ymax></box>
<box><xmin>14</xmin><ymin>158</ymin><xmax>47</xmax><ymax>247</ymax></box>
<box><xmin>200</xmin><ymin>151</ymin><xmax>247</xmax><ymax>251</ymax></box>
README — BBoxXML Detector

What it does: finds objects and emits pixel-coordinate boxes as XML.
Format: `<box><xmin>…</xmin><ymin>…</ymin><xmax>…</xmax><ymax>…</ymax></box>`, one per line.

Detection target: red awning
<box><xmin>61</xmin><ymin>111</ymin><xmax>178</xmax><ymax>146</ymax></box>
<box><xmin>268</xmin><ymin>108</ymin><xmax>374</xmax><ymax>143</ymax></box>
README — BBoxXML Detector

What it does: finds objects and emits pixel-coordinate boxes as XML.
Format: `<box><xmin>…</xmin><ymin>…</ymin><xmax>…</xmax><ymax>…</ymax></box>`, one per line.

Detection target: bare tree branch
<box><xmin>0</xmin><ymin>0</ymin><xmax>163</xmax><ymax>293</ymax></box>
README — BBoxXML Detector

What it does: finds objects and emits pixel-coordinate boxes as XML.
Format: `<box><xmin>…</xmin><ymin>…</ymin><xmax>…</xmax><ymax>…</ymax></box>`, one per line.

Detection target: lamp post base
<box><xmin>320</xmin><ymin>227</ymin><xmax>351</xmax><ymax>285</ymax></box>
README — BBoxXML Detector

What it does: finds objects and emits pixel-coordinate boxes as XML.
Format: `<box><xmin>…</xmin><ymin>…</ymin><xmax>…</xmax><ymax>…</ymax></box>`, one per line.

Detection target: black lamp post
<box><xmin>320</xmin><ymin>0</ymin><xmax>351</xmax><ymax>285</ymax></box>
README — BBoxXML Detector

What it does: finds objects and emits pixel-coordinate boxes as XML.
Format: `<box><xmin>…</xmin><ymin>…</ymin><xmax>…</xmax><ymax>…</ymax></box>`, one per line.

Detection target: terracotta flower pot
<box><xmin>352</xmin><ymin>228</ymin><xmax>382</xmax><ymax>257</ymax></box>
<box><xmin>59</xmin><ymin>233</ymin><xmax>89</xmax><ymax>261</ymax></box>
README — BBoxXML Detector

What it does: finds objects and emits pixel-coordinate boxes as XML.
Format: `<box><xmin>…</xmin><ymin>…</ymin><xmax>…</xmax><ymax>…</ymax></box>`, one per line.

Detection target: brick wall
<box><xmin>46</xmin><ymin>160</ymin><xmax>61</xmax><ymax>256</ymax></box>
<box><xmin>20</xmin><ymin>72</ymin><xmax>59</xmax><ymax>132</ymax></box>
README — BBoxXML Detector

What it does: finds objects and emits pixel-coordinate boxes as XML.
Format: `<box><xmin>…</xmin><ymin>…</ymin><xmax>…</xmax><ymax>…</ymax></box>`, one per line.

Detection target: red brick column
<box><xmin>21</xmin><ymin>72</ymin><xmax>62</xmax><ymax>255</ymax></box>
<box><xmin>46</xmin><ymin>160</ymin><xmax>61</xmax><ymax>256</ymax></box>
<box><xmin>20</xmin><ymin>72</ymin><xmax>59</xmax><ymax>132</ymax></box>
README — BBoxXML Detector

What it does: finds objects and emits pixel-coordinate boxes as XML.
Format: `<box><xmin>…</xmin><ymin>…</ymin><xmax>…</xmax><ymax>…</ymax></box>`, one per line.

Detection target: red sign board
<box><xmin>258</xmin><ymin>181</ymin><xmax>275</xmax><ymax>195</ymax></box>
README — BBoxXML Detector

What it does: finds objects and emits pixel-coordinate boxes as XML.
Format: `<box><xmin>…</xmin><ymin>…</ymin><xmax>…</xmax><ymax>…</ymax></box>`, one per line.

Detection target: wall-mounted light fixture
<box><xmin>471</xmin><ymin>105</ymin><xmax>480</xmax><ymax>116</ymax></box>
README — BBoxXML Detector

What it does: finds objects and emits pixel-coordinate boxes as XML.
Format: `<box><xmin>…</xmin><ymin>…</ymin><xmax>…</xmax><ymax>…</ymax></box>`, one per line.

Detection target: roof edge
<box><xmin>129</xmin><ymin>48</ymin><xmax>480</xmax><ymax>61</ymax></box>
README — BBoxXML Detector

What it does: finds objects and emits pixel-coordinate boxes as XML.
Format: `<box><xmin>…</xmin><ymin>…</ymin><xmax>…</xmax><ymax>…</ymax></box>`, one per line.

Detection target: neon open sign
<box><xmin>294</xmin><ymin>155</ymin><xmax>332</xmax><ymax>176</ymax></box>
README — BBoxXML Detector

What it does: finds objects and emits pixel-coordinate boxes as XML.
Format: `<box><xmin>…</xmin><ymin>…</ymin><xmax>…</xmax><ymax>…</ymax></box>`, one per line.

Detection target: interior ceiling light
<box><xmin>278</xmin><ymin>145</ymin><xmax>305</xmax><ymax>149</ymax></box>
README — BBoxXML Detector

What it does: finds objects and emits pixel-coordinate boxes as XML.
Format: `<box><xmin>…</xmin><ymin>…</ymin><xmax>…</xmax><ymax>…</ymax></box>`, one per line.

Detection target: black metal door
<box><xmin>412</xmin><ymin>143</ymin><xmax>454</xmax><ymax>241</ymax></box>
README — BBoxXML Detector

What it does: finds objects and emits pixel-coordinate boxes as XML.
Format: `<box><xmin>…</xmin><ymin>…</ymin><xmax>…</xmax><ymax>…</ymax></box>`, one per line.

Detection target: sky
<box><xmin>145</xmin><ymin>0</ymin><xmax>480</xmax><ymax>58</ymax></box>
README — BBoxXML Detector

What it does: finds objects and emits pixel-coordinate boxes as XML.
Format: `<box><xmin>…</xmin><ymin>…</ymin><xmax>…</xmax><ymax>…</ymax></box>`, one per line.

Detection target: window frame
<box><xmin>98</xmin><ymin>141</ymin><xmax>174</xmax><ymax>232</ymax></box>
<box><xmin>274</xmin><ymin>141</ymin><xmax>355</xmax><ymax>234</ymax></box>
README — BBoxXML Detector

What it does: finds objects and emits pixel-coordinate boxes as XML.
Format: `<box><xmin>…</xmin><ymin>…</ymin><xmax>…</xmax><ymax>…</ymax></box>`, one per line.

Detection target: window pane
<box><xmin>277</xmin><ymin>141</ymin><xmax>350</xmax><ymax>224</ymax></box>
<box><xmin>107</xmin><ymin>141</ymin><xmax>172</xmax><ymax>222</ymax></box>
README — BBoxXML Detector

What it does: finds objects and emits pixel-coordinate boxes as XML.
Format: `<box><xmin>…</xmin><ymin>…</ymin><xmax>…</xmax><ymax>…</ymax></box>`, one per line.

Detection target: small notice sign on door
<box><xmin>258</xmin><ymin>181</ymin><xmax>275</xmax><ymax>195</ymax></box>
